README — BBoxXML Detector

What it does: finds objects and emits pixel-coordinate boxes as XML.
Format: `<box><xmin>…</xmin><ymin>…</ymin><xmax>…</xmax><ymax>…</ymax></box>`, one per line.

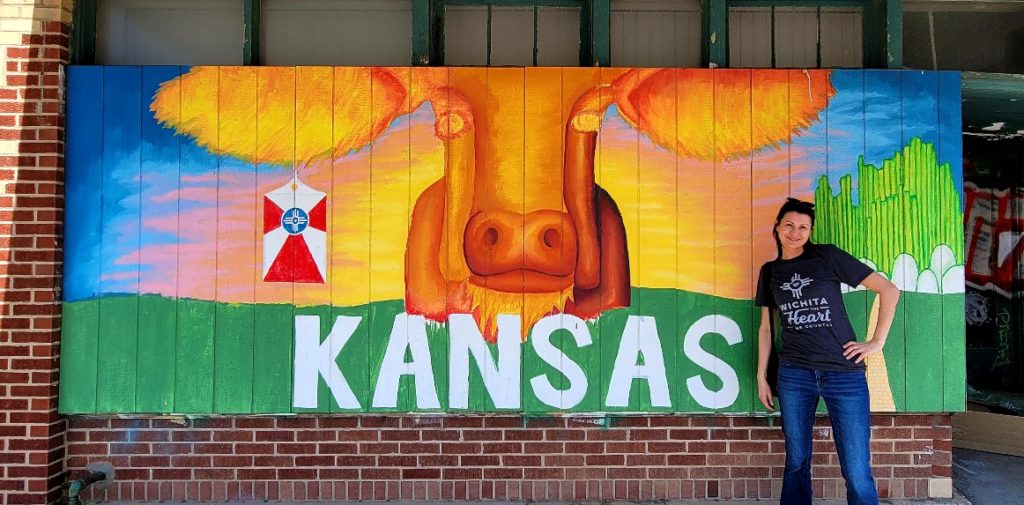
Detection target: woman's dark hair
<box><xmin>773</xmin><ymin>197</ymin><xmax>816</xmax><ymax>258</ymax></box>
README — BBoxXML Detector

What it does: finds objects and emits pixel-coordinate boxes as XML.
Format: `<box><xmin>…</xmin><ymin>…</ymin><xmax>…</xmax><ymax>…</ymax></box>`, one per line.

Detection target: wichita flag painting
<box><xmin>263</xmin><ymin>177</ymin><xmax>328</xmax><ymax>283</ymax></box>
<box><xmin>60</xmin><ymin>66</ymin><xmax>966</xmax><ymax>415</ymax></box>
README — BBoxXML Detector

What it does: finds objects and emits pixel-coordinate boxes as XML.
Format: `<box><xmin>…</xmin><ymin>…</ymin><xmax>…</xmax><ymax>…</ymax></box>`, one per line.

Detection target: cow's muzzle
<box><xmin>463</xmin><ymin>209</ymin><xmax>577</xmax><ymax>293</ymax></box>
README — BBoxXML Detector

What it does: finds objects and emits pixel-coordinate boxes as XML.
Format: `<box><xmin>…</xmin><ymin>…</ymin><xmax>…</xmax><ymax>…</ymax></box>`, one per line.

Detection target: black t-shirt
<box><xmin>755</xmin><ymin>243</ymin><xmax>874</xmax><ymax>371</ymax></box>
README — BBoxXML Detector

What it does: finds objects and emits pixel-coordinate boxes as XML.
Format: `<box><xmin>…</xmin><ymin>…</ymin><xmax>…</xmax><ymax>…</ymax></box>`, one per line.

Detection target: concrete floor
<box><xmin>953</xmin><ymin>448</ymin><xmax>1024</xmax><ymax>505</ymax></box>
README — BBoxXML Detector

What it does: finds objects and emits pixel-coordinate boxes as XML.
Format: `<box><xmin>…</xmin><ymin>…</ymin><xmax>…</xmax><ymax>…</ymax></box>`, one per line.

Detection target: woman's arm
<box><xmin>843</xmin><ymin>272</ymin><xmax>900</xmax><ymax>363</ymax></box>
<box><xmin>757</xmin><ymin>306</ymin><xmax>775</xmax><ymax>410</ymax></box>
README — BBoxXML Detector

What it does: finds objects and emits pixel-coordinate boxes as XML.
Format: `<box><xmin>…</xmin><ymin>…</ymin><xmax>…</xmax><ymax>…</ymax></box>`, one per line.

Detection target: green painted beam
<box><xmin>589</xmin><ymin>0</ymin><xmax>609</xmax><ymax>66</ymax></box>
<box><xmin>704</xmin><ymin>0</ymin><xmax>728</xmax><ymax>67</ymax></box>
<box><xmin>413</xmin><ymin>0</ymin><xmax>432</xmax><ymax>65</ymax></box>
<box><xmin>862</xmin><ymin>0</ymin><xmax>902</xmax><ymax>68</ymax></box>
<box><xmin>243</xmin><ymin>0</ymin><xmax>261</xmax><ymax>65</ymax></box>
<box><xmin>885</xmin><ymin>0</ymin><xmax>902</xmax><ymax>68</ymax></box>
<box><xmin>71</xmin><ymin>0</ymin><xmax>97</xmax><ymax>65</ymax></box>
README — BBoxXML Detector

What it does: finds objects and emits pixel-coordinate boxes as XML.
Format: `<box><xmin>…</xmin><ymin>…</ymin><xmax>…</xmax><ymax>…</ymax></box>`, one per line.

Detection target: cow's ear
<box><xmin>564</xmin><ymin>87</ymin><xmax>613</xmax><ymax>289</ymax></box>
<box><xmin>564</xmin><ymin>128</ymin><xmax>599</xmax><ymax>289</ymax></box>
<box><xmin>610</xmin><ymin>68</ymin><xmax>834</xmax><ymax>160</ymax></box>
<box><xmin>152</xmin><ymin>67</ymin><xmax>426</xmax><ymax>166</ymax></box>
<box><xmin>568</xmin><ymin>187</ymin><xmax>630</xmax><ymax>316</ymax></box>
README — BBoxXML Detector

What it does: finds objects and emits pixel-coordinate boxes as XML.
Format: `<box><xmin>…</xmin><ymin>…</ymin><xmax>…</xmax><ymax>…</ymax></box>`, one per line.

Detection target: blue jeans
<box><xmin>778</xmin><ymin>362</ymin><xmax>878</xmax><ymax>505</ymax></box>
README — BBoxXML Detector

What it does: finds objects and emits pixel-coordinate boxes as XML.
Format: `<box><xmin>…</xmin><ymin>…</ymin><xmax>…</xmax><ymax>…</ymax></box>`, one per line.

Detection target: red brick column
<box><xmin>0</xmin><ymin>1</ymin><xmax>72</xmax><ymax>503</ymax></box>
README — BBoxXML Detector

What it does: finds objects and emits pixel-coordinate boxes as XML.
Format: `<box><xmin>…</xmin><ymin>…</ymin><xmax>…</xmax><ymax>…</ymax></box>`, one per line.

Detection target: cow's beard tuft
<box><xmin>463</xmin><ymin>281</ymin><xmax>573</xmax><ymax>343</ymax></box>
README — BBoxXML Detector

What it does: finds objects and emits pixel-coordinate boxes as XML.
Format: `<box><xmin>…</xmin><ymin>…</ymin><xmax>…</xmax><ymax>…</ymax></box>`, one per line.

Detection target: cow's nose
<box><xmin>464</xmin><ymin>210</ymin><xmax>521</xmax><ymax>275</ymax></box>
<box><xmin>523</xmin><ymin>210</ymin><xmax>577</xmax><ymax>269</ymax></box>
<box><xmin>464</xmin><ymin>210</ymin><xmax>577</xmax><ymax>280</ymax></box>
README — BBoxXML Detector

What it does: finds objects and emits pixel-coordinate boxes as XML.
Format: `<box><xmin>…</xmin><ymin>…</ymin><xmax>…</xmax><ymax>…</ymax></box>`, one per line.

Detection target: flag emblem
<box><xmin>263</xmin><ymin>177</ymin><xmax>327</xmax><ymax>283</ymax></box>
<box><xmin>282</xmin><ymin>208</ymin><xmax>309</xmax><ymax>234</ymax></box>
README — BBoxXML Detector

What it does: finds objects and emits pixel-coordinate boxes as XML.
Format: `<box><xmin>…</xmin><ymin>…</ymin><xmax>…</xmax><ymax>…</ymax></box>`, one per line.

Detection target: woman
<box><xmin>755</xmin><ymin>198</ymin><xmax>900</xmax><ymax>505</ymax></box>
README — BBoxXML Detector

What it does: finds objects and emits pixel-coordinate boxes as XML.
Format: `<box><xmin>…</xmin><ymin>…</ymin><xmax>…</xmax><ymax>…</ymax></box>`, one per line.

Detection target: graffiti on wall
<box><xmin>965</xmin><ymin>182</ymin><xmax>1024</xmax><ymax>297</ymax></box>
<box><xmin>59</xmin><ymin>67</ymin><xmax>966</xmax><ymax>415</ymax></box>
<box><xmin>962</xmin><ymin>181</ymin><xmax>1022</xmax><ymax>382</ymax></box>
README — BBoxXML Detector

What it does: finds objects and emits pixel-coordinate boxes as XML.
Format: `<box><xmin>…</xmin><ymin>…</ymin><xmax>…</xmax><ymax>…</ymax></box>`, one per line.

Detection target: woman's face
<box><xmin>776</xmin><ymin>211</ymin><xmax>812</xmax><ymax>251</ymax></box>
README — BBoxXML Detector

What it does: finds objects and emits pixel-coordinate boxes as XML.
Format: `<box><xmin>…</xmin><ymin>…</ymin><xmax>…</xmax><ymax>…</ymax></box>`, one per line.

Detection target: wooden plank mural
<box><xmin>58</xmin><ymin>67</ymin><xmax>966</xmax><ymax>414</ymax></box>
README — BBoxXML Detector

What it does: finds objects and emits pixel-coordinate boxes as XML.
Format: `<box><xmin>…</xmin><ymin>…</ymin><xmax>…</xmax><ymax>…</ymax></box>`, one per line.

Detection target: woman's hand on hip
<box><xmin>843</xmin><ymin>340</ymin><xmax>883</xmax><ymax>364</ymax></box>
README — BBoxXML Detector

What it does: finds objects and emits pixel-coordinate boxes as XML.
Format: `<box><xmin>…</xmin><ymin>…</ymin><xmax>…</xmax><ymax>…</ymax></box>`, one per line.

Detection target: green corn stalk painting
<box><xmin>813</xmin><ymin>138</ymin><xmax>964</xmax><ymax>274</ymax></box>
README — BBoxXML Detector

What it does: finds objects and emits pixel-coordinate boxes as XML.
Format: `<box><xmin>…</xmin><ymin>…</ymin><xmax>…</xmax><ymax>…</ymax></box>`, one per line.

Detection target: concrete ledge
<box><xmin>98</xmin><ymin>498</ymin><xmax>973</xmax><ymax>505</ymax></box>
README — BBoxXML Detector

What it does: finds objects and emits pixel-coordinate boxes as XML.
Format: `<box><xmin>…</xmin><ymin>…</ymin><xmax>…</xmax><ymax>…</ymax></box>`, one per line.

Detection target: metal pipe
<box><xmin>66</xmin><ymin>471</ymin><xmax>107</xmax><ymax>505</ymax></box>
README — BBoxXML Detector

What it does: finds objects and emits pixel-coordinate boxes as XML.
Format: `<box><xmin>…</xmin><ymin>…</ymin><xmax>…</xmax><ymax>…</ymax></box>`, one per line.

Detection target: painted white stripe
<box><xmin>303</xmin><ymin>227</ymin><xmax>328</xmax><ymax>281</ymax></box>
<box><xmin>263</xmin><ymin>227</ymin><xmax>289</xmax><ymax>278</ymax></box>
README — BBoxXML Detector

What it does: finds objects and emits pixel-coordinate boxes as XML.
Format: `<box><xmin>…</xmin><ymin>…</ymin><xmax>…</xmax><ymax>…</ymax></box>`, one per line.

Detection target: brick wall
<box><xmin>65</xmin><ymin>414</ymin><xmax>953</xmax><ymax>502</ymax></box>
<box><xmin>0</xmin><ymin>1</ymin><xmax>72</xmax><ymax>504</ymax></box>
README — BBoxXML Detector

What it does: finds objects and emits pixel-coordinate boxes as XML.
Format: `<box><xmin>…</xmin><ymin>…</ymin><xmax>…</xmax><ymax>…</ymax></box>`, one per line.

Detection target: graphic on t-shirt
<box><xmin>778</xmin><ymin>295</ymin><xmax>832</xmax><ymax>329</ymax></box>
<box><xmin>777</xmin><ymin>273</ymin><xmax>833</xmax><ymax>330</ymax></box>
<box><xmin>781</xmin><ymin>273</ymin><xmax>813</xmax><ymax>299</ymax></box>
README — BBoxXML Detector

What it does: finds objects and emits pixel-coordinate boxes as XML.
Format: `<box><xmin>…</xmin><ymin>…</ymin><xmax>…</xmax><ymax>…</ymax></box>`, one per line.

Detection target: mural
<box><xmin>59</xmin><ymin>67</ymin><xmax>965</xmax><ymax>415</ymax></box>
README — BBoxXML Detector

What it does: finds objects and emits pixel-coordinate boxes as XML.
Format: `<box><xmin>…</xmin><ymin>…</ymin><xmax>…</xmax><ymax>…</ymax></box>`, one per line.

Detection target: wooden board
<box><xmin>953</xmin><ymin>411</ymin><xmax>1024</xmax><ymax>457</ymax></box>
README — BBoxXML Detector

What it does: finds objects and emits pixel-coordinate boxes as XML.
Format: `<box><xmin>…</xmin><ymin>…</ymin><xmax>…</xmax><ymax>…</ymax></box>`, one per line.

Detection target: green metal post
<box><xmin>885</xmin><ymin>0</ymin><xmax>902</xmax><ymax>68</ymax></box>
<box><xmin>864</xmin><ymin>0</ymin><xmax>902</xmax><ymax>68</ymax></box>
<box><xmin>243</xmin><ymin>0</ymin><xmax>261</xmax><ymax>65</ymax></box>
<box><xmin>71</xmin><ymin>0</ymin><xmax>97</xmax><ymax>65</ymax></box>
<box><xmin>589</xmin><ymin>0</ymin><xmax>610</xmax><ymax>66</ymax></box>
<box><xmin>412</xmin><ymin>0</ymin><xmax>432</xmax><ymax>65</ymax></box>
<box><xmin>704</xmin><ymin>0</ymin><xmax>728</xmax><ymax>67</ymax></box>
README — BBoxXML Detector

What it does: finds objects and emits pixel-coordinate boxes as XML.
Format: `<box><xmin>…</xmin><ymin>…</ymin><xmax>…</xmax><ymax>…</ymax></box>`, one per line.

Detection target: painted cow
<box><xmin>404</xmin><ymin>70</ymin><xmax>630</xmax><ymax>339</ymax></box>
